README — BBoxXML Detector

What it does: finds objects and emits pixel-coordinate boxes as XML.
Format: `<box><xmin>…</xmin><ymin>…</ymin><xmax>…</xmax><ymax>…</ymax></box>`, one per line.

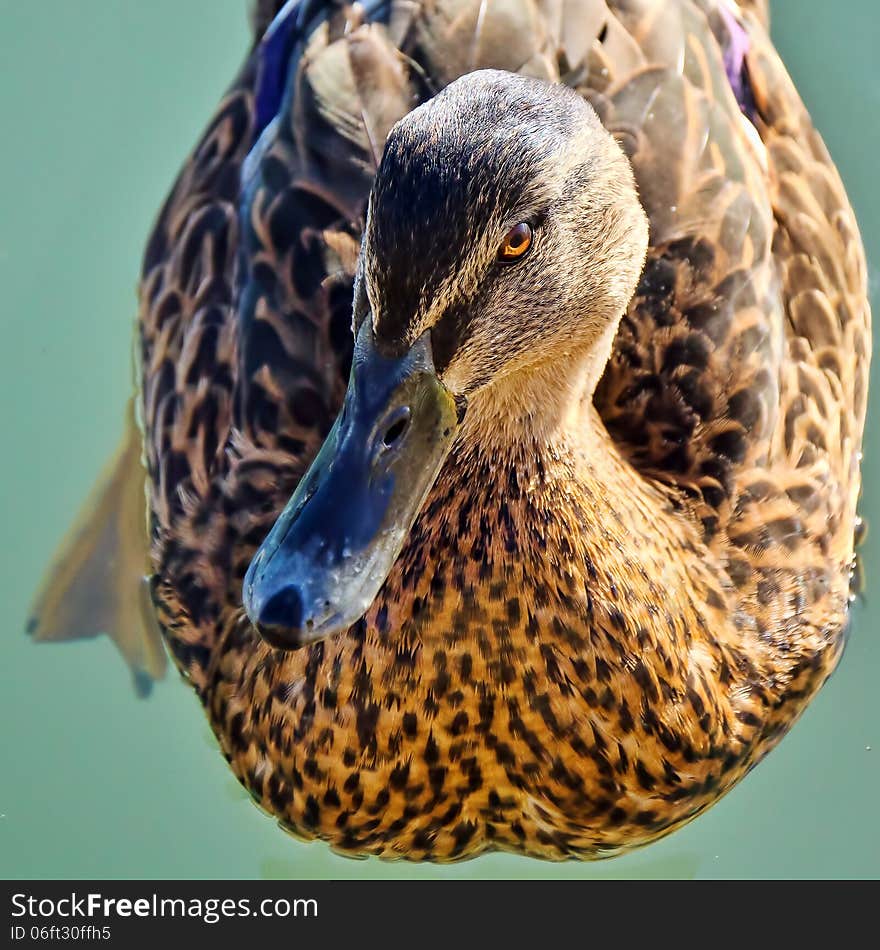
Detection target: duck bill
<box><xmin>243</xmin><ymin>319</ymin><xmax>459</xmax><ymax>649</ymax></box>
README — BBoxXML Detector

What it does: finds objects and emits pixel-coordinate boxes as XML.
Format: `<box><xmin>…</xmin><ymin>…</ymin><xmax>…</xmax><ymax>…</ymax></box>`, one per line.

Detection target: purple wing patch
<box><xmin>718</xmin><ymin>5</ymin><xmax>757</xmax><ymax>122</ymax></box>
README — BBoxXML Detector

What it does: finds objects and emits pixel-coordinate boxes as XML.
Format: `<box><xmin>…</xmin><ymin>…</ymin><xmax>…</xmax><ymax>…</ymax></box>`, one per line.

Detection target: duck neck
<box><xmin>457</xmin><ymin>320</ymin><xmax>619</xmax><ymax>454</ymax></box>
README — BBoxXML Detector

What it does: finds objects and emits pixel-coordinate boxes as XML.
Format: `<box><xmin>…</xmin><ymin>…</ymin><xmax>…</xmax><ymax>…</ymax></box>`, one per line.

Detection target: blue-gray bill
<box><xmin>243</xmin><ymin>320</ymin><xmax>459</xmax><ymax>649</ymax></box>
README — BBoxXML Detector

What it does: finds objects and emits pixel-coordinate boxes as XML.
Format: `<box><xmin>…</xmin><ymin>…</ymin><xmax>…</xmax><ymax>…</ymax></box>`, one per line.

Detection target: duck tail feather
<box><xmin>27</xmin><ymin>400</ymin><xmax>166</xmax><ymax>697</ymax></box>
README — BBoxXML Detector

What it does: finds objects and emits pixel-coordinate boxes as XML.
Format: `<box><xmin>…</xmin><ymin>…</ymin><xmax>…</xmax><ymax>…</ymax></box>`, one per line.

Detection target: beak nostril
<box><xmin>382</xmin><ymin>406</ymin><xmax>411</xmax><ymax>448</ymax></box>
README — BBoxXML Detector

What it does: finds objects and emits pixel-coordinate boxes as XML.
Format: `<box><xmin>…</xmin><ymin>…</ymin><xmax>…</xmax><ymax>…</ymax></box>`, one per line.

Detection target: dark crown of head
<box><xmin>365</xmin><ymin>71</ymin><xmax>593</xmax><ymax>350</ymax></box>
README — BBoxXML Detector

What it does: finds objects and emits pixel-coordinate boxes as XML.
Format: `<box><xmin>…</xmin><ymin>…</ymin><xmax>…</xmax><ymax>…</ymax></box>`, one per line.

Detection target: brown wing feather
<box><xmin>138</xmin><ymin>66</ymin><xmax>254</xmax><ymax>680</ymax></box>
<box><xmin>590</xmin><ymin>0</ymin><xmax>783</xmax><ymax>545</ymax></box>
<box><xmin>590</xmin><ymin>0</ymin><xmax>867</xmax><ymax>676</ymax></box>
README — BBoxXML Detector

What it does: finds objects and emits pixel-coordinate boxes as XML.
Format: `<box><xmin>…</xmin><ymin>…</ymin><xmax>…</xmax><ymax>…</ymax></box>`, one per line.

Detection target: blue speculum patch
<box><xmin>253</xmin><ymin>0</ymin><xmax>301</xmax><ymax>137</ymax></box>
<box><xmin>252</xmin><ymin>0</ymin><xmax>394</xmax><ymax>142</ymax></box>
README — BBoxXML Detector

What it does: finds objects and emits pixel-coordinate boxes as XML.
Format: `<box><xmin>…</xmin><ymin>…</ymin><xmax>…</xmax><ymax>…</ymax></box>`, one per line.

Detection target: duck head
<box><xmin>243</xmin><ymin>69</ymin><xmax>648</xmax><ymax>649</ymax></box>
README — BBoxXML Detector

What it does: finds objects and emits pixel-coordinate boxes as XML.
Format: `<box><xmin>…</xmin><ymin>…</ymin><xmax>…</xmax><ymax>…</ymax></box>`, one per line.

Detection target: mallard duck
<box><xmin>31</xmin><ymin>0</ymin><xmax>870</xmax><ymax>861</ymax></box>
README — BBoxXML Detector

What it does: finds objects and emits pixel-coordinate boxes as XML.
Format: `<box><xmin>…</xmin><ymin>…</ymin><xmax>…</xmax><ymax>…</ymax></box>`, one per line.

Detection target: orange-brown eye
<box><xmin>497</xmin><ymin>222</ymin><xmax>533</xmax><ymax>263</ymax></box>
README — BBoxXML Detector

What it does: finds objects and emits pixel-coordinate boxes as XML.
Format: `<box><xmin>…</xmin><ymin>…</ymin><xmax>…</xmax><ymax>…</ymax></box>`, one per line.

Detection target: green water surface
<box><xmin>1</xmin><ymin>0</ymin><xmax>877</xmax><ymax>879</ymax></box>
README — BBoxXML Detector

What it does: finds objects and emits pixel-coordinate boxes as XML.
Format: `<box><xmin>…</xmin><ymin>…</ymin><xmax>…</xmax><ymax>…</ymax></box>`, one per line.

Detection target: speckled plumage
<box><xmin>130</xmin><ymin>0</ymin><xmax>870</xmax><ymax>860</ymax></box>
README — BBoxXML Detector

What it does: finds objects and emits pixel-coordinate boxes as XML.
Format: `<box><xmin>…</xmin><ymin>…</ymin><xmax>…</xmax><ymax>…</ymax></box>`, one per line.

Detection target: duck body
<box><xmin>129</xmin><ymin>0</ymin><xmax>869</xmax><ymax>860</ymax></box>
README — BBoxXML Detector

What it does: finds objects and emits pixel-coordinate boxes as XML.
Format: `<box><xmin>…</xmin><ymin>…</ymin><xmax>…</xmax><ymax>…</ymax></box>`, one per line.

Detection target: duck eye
<box><xmin>497</xmin><ymin>222</ymin><xmax>532</xmax><ymax>263</ymax></box>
